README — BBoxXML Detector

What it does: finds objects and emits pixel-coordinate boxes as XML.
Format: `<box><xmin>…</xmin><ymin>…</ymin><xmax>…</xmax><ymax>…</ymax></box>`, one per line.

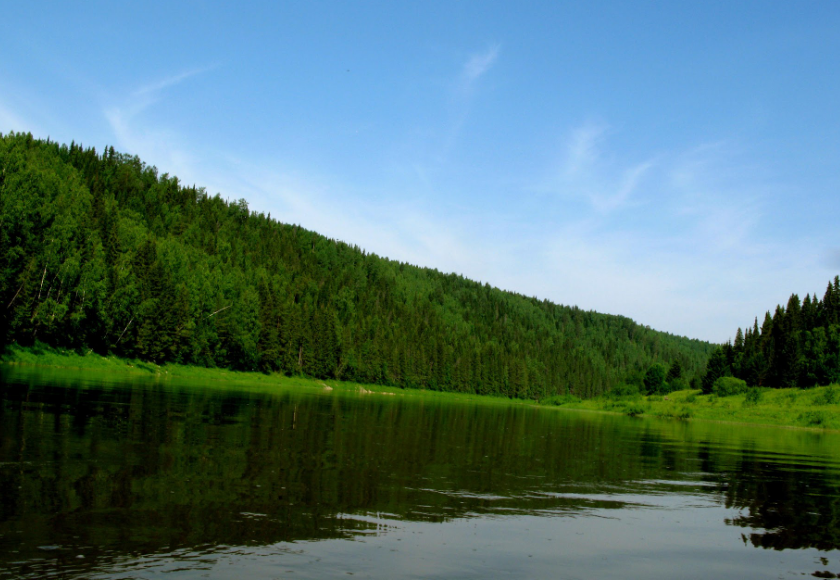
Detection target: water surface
<box><xmin>2</xmin><ymin>366</ymin><xmax>840</xmax><ymax>579</ymax></box>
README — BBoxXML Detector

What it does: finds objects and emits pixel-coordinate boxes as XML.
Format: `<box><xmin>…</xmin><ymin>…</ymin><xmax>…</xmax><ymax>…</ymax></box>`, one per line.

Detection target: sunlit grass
<box><xmin>4</xmin><ymin>343</ymin><xmax>839</xmax><ymax>430</ymax></box>
<box><xmin>0</xmin><ymin>343</ymin><xmax>529</xmax><ymax>408</ymax></box>
<box><xmin>554</xmin><ymin>386</ymin><xmax>840</xmax><ymax>430</ymax></box>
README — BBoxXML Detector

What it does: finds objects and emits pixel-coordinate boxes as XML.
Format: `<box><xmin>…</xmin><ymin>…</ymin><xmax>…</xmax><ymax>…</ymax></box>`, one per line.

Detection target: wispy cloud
<box><xmin>667</xmin><ymin>142</ymin><xmax>766</xmax><ymax>254</ymax></box>
<box><xmin>461</xmin><ymin>45</ymin><xmax>500</xmax><ymax>87</ymax></box>
<box><xmin>207</xmin><ymin>159</ymin><xmax>493</xmax><ymax>283</ymax></box>
<box><xmin>552</xmin><ymin>121</ymin><xmax>656</xmax><ymax>213</ymax></box>
<box><xmin>419</xmin><ymin>45</ymin><xmax>502</xmax><ymax>181</ymax></box>
<box><xmin>131</xmin><ymin>65</ymin><xmax>218</xmax><ymax>100</ymax></box>
<box><xmin>518</xmin><ymin>121</ymin><xmax>840</xmax><ymax>341</ymax></box>
<box><xmin>103</xmin><ymin>65</ymin><xmax>218</xmax><ymax>182</ymax></box>
<box><xmin>563</xmin><ymin>122</ymin><xmax>606</xmax><ymax>177</ymax></box>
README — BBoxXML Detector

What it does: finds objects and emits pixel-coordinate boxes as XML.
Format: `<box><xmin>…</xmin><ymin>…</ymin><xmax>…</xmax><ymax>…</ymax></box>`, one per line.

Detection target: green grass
<box><xmin>0</xmin><ymin>343</ymin><xmax>528</xmax><ymax>408</ymax></box>
<box><xmin>3</xmin><ymin>344</ymin><xmax>840</xmax><ymax>430</ymax></box>
<box><xmin>549</xmin><ymin>386</ymin><xmax>840</xmax><ymax>430</ymax></box>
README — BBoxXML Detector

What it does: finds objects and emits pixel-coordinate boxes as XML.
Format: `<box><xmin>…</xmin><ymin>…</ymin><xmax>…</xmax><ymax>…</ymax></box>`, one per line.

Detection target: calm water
<box><xmin>2</xmin><ymin>367</ymin><xmax>840</xmax><ymax>579</ymax></box>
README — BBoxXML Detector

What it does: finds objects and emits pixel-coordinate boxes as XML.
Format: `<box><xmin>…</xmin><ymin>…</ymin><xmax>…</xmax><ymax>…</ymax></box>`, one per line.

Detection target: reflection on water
<box><xmin>1</xmin><ymin>366</ymin><xmax>840</xmax><ymax>579</ymax></box>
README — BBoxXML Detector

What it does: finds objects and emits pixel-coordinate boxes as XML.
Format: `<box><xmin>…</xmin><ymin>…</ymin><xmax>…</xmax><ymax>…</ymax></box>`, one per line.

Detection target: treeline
<box><xmin>703</xmin><ymin>277</ymin><xmax>840</xmax><ymax>391</ymax></box>
<box><xmin>0</xmin><ymin>132</ymin><xmax>712</xmax><ymax>398</ymax></box>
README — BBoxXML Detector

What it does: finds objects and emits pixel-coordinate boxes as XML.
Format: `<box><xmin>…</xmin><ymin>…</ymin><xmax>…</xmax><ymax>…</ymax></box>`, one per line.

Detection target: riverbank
<box><xmin>3</xmin><ymin>344</ymin><xmax>839</xmax><ymax>430</ymax></box>
<box><xmin>0</xmin><ymin>344</ymin><xmax>521</xmax><ymax>407</ymax></box>
<box><xmin>543</xmin><ymin>386</ymin><xmax>840</xmax><ymax>430</ymax></box>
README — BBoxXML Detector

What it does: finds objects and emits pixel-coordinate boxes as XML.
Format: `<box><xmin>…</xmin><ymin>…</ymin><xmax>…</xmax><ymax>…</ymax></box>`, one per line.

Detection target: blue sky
<box><xmin>2</xmin><ymin>1</ymin><xmax>839</xmax><ymax>342</ymax></box>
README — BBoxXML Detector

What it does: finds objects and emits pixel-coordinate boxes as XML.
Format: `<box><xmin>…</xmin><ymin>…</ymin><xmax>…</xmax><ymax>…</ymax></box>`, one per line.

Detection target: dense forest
<box><xmin>703</xmin><ymin>277</ymin><xmax>840</xmax><ymax>391</ymax></box>
<box><xmin>0</xmin><ymin>132</ymin><xmax>713</xmax><ymax>398</ymax></box>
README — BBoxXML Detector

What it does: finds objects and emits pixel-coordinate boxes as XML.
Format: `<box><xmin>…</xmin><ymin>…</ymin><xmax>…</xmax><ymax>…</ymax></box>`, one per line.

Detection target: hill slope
<box><xmin>0</xmin><ymin>132</ymin><xmax>713</xmax><ymax>398</ymax></box>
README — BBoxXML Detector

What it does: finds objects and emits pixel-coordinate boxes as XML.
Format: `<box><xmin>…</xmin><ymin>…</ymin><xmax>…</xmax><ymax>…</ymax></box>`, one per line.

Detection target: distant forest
<box><xmin>703</xmin><ymin>277</ymin><xmax>840</xmax><ymax>391</ymax></box>
<box><xmin>0</xmin><ymin>132</ymin><xmax>713</xmax><ymax>398</ymax></box>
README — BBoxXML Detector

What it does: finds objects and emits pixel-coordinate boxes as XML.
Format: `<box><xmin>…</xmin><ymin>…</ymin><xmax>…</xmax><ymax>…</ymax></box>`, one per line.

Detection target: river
<box><xmin>1</xmin><ymin>366</ymin><xmax>839</xmax><ymax>579</ymax></box>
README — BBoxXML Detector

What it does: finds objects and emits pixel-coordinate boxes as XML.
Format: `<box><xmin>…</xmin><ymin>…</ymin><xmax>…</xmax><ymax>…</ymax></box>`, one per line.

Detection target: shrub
<box><xmin>713</xmin><ymin>376</ymin><xmax>748</xmax><ymax>397</ymax></box>
<box><xmin>651</xmin><ymin>405</ymin><xmax>692</xmax><ymax>420</ymax></box>
<box><xmin>783</xmin><ymin>390</ymin><xmax>799</xmax><ymax>406</ymax></box>
<box><xmin>608</xmin><ymin>383</ymin><xmax>640</xmax><ymax>399</ymax></box>
<box><xmin>814</xmin><ymin>386</ymin><xmax>838</xmax><ymax>406</ymax></box>
<box><xmin>675</xmin><ymin>406</ymin><xmax>693</xmax><ymax>419</ymax></box>
<box><xmin>743</xmin><ymin>387</ymin><xmax>763</xmax><ymax>406</ymax></box>
<box><xmin>543</xmin><ymin>394</ymin><xmax>581</xmax><ymax>406</ymax></box>
<box><xmin>800</xmin><ymin>411</ymin><xmax>826</xmax><ymax>427</ymax></box>
<box><xmin>624</xmin><ymin>402</ymin><xmax>646</xmax><ymax>416</ymax></box>
<box><xmin>685</xmin><ymin>393</ymin><xmax>697</xmax><ymax>403</ymax></box>
<box><xmin>667</xmin><ymin>377</ymin><xmax>689</xmax><ymax>393</ymax></box>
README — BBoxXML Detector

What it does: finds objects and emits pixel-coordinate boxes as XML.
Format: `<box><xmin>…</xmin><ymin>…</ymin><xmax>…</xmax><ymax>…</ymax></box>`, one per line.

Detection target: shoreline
<box><xmin>2</xmin><ymin>344</ymin><xmax>838</xmax><ymax>431</ymax></box>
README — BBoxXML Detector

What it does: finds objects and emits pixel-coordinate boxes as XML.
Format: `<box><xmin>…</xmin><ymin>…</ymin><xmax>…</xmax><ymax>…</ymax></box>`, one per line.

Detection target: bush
<box><xmin>675</xmin><ymin>406</ymin><xmax>693</xmax><ymax>419</ymax></box>
<box><xmin>624</xmin><ymin>402</ymin><xmax>646</xmax><ymax>416</ymax></box>
<box><xmin>743</xmin><ymin>387</ymin><xmax>762</xmax><ymax>406</ymax></box>
<box><xmin>667</xmin><ymin>377</ymin><xmax>689</xmax><ymax>393</ymax></box>
<box><xmin>608</xmin><ymin>383</ymin><xmax>640</xmax><ymax>399</ymax></box>
<box><xmin>543</xmin><ymin>394</ymin><xmax>581</xmax><ymax>406</ymax></box>
<box><xmin>713</xmin><ymin>376</ymin><xmax>748</xmax><ymax>397</ymax></box>
<box><xmin>783</xmin><ymin>390</ymin><xmax>799</xmax><ymax>406</ymax></box>
<box><xmin>800</xmin><ymin>411</ymin><xmax>826</xmax><ymax>427</ymax></box>
<box><xmin>814</xmin><ymin>386</ymin><xmax>838</xmax><ymax>406</ymax></box>
<box><xmin>651</xmin><ymin>405</ymin><xmax>693</xmax><ymax>420</ymax></box>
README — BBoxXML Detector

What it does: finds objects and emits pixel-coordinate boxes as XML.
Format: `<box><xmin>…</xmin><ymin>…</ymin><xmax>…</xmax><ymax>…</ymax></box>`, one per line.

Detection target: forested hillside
<box><xmin>0</xmin><ymin>132</ymin><xmax>713</xmax><ymax>398</ymax></box>
<box><xmin>703</xmin><ymin>277</ymin><xmax>840</xmax><ymax>391</ymax></box>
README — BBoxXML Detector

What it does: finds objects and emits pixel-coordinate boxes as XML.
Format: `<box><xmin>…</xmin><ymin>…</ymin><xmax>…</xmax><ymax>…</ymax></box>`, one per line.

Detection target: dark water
<box><xmin>2</xmin><ymin>367</ymin><xmax>840</xmax><ymax>579</ymax></box>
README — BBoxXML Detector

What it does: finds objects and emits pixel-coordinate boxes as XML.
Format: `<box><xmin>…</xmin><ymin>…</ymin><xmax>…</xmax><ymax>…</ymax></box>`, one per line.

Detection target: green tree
<box><xmin>666</xmin><ymin>359</ymin><xmax>683</xmax><ymax>382</ymax></box>
<box><xmin>644</xmin><ymin>363</ymin><xmax>666</xmax><ymax>395</ymax></box>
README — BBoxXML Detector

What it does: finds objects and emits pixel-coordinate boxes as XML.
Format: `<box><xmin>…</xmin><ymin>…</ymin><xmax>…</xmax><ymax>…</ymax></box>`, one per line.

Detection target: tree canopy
<box><xmin>702</xmin><ymin>277</ymin><xmax>840</xmax><ymax>390</ymax></box>
<box><xmin>0</xmin><ymin>132</ymin><xmax>713</xmax><ymax>398</ymax></box>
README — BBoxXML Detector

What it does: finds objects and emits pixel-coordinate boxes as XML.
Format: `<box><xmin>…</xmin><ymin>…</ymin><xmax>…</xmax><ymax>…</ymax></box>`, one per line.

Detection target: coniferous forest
<box><xmin>702</xmin><ymin>277</ymin><xmax>840</xmax><ymax>392</ymax></box>
<box><xmin>0</xmin><ymin>132</ymin><xmax>714</xmax><ymax>398</ymax></box>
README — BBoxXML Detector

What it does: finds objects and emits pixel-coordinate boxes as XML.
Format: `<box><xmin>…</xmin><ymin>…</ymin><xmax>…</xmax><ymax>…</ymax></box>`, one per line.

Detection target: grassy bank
<box><xmin>0</xmin><ymin>344</ymin><xmax>523</xmax><ymax>407</ymax></box>
<box><xmin>3</xmin><ymin>344</ymin><xmax>840</xmax><ymax>430</ymax></box>
<box><xmin>542</xmin><ymin>386</ymin><xmax>840</xmax><ymax>430</ymax></box>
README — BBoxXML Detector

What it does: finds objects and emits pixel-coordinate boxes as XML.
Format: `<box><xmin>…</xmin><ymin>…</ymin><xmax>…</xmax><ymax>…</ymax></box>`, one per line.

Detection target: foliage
<box><xmin>542</xmin><ymin>394</ymin><xmax>582</xmax><ymax>406</ymax></box>
<box><xmin>665</xmin><ymin>359</ymin><xmax>682</xmax><ymax>382</ymax></box>
<box><xmin>0</xmin><ymin>132</ymin><xmax>714</xmax><ymax>399</ymax></box>
<box><xmin>651</xmin><ymin>405</ymin><xmax>693</xmax><ymax>420</ymax></box>
<box><xmin>643</xmin><ymin>363</ymin><xmax>667</xmax><ymax>394</ymax></box>
<box><xmin>702</xmin><ymin>278</ymin><xmax>840</xmax><ymax>390</ymax></box>
<box><xmin>542</xmin><ymin>386</ymin><xmax>840</xmax><ymax>430</ymax></box>
<box><xmin>815</xmin><ymin>386</ymin><xmax>839</xmax><ymax>406</ymax></box>
<box><xmin>623</xmin><ymin>402</ymin><xmax>646</xmax><ymax>416</ymax></box>
<box><xmin>667</xmin><ymin>377</ymin><xmax>689</xmax><ymax>392</ymax></box>
<box><xmin>713</xmin><ymin>376</ymin><xmax>748</xmax><ymax>397</ymax></box>
<box><xmin>800</xmin><ymin>411</ymin><xmax>827</xmax><ymax>427</ymax></box>
<box><xmin>743</xmin><ymin>387</ymin><xmax>763</xmax><ymax>406</ymax></box>
<box><xmin>606</xmin><ymin>382</ymin><xmax>640</xmax><ymax>399</ymax></box>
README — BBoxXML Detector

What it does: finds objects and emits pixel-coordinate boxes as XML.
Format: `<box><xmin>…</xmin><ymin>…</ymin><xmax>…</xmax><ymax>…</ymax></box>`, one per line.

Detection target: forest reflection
<box><xmin>2</xmin><ymin>370</ymin><xmax>840</xmax><ymax>579</ymax></box>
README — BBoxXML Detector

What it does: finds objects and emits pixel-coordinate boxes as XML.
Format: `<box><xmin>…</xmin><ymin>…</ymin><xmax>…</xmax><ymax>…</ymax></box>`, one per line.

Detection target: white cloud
<box><xmin>516</xmin><ymin>122</ymin><xmax>840</xmax><ymax>341</ymax></box>
<box><xmin>131</xmin><ymin>65</ymin><xmax>218</xmax><ymax>100</ymax></box>
<box><xmin>218</xmin><ymin>121</ymin><xmax>822</xmax><ymax>343</ymax></box>
<box><xmin>93</xmin><ymin>68</ymin><xmax>832</xmax><ymax>344</ymax></box>
<box><xmin>563</xmin><ymin>122</ymin><xmax>605</xmax><ymax>177</ymax></box>
<box><xmin>551</xmin><ymin>121</ymin><xmax>656</xmax><ymax>213</ymax></box>
<box><xmin>103</xmin><ymin>66</ymin><xmax>218</xmax><ymax>183</ymax></box>
<box><xmin>462</xmin><ymin>45</ymin><xmax>500</xmax><ymax>85</ymax></box>
<box><xmin>206</xmin><ymin>159</ymin><xmax>494</xmax><ymax>283</ymax></box>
